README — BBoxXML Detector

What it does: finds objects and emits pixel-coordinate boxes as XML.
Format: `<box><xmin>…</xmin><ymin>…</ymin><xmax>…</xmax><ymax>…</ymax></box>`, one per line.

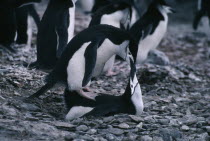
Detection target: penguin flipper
<box><xmin>82</xmin><ymin>41</ymin><xmax>100</xmax><ymax>87</ymax></box>
<box><xmin>84</xmin><ymin>104</ymin><xmax>121</xmax><ymax>117</ymax></box>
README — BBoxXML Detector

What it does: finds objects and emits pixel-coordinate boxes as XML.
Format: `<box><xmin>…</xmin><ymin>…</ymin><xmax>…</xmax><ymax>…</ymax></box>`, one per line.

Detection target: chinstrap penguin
<box><xmin>64</xmin><ymin>54</ymin><xmax>144</xmax><ymax>120</ymax></box>
<box><xmin>28</xmin><ymin>25</ymin><xmax>138</xmax><ymax>100</ymax></box>
<box><xmin>26</xmin><ymin>0</ymin><xmax>77</xmax><ymax>69</ymax></box>
<box><xmin>129</xmin><ymin>0</ymin><xmax>173</xmax><ymax>64</ymax></box>
<box><xmin>193</xmin><ymin>0</ymin><xmax>210</xmax><ymax>30</ymax></box>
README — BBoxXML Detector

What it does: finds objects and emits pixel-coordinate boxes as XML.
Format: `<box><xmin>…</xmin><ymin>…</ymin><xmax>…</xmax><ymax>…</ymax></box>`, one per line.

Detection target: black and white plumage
<box><xmin>193</xmin><ymin>0</ymin><xmax>210</xmax><ymax>30</ymax></box>
<box><xmin>89</xmin><ymin>0</ymin><xmax>139</xmax><ymax>75</ymax></box>
<box><xmin>27</xmin><ymin>0</ymin><xmax>76</xmax><ymax>69</ymax></box>
<box><xmin>15</xmin><ymin>4</ymin><xmax>40</xmax><ymax>45</ymax></box>
<box><xmin>0</xmin><ymin>0</ymin><xmax>41</xmax><ymax>52</ymax></box>
<box><xmin>28</xmin><ymin>25</ymin><xmax>138</xmax><ymax>100</ymax></box>
<box><xmin>129</xmin><ymin>0</ymin><xmax>172</xmax><ymax>64</ymax></box>
<box><xmin>64</xmin><ymin>55</ymin><xmax>143</xmax><ymax>120</ymax></box>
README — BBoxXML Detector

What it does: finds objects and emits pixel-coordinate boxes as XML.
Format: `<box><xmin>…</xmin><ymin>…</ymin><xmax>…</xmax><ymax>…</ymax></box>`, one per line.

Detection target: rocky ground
<box><xmin>0</xmin><ymin>2</ymin><xmax>210</xmax><ymax>141</ymax></box>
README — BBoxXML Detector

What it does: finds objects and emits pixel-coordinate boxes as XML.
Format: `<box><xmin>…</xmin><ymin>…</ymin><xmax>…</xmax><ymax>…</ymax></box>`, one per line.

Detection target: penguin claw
<box><xmin>77</xmin><ymin>90</ymin><xmax>96</xmax><ymax>101</ymax></box>
<box><xmin>105</xmin><ymin>70</ymin><xmax>118</xmax><ymax>76</ymax></box>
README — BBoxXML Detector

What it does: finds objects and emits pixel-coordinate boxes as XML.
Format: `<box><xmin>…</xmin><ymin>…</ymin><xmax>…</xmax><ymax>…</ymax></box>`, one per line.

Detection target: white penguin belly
<box><xmin>67</xmin><ymin>42</ymin><xmax>91</xmax><ymax>90</ymax></box>
<box><xmin>68</xmin><ymin>1</ymin><xmax>76</xmax><ymax>42</ymax></box>
<box><xmin>136</xmin><ymin>20</ymin><xmax>168</xmax><ymax>64</ymax></box>
<box><xmin>65</xmin><ymin>106</ymin><xmax>93</xmax><ymax>121</ymax></box>
<box><xmin>93</xmin><ymin>39</ymin><xmax>118</xmax><ymax>77</ymax></box>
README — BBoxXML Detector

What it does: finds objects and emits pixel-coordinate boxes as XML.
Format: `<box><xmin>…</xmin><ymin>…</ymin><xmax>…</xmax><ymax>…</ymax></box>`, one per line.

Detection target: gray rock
<box><xmin>20</xmin><ymin>103</ymin><xmax>40</xmax><ymax>111</ymax></box>
<box><xmin>118</xmin><ymin>123</ymin><xmax>130</xmax><ymax>129</ymax></box>
<box><xmin>76</xmin><ymin>125</ymin><xmax>89</xmax><ymax>132</ymax></box>
<box><xmin>194</xmin><ymin>133</ymin><xmax>209</xmax><ymax>141</ymax></box>
<box><xmin>181</xmin><ymin>125</ymin><xmax>190</xmax><ymax>131</ymax></box>
<box><xmin>54</xmin><ymin>121</ymin><xmax>76</xmax><ymax>130</ymax></box>
<box><xmin>153</xmin><ymin>136</ymin><xmax>164</xmax><ymax>141</ymax></box>
<box><xmin>65</xmin><ymin>133</ymin><xmax>78</xmax><ymax>141</ymax></box>
<box><xmin>103</xmin><ymin>117</ymin><xmax>114</xmax><ymax>123</ymax></box>
<box><xmin>205</xmin><ymin>126</ymin><xmax>210</xmax><ymax>133</ymax></box>
<box><xmin>87</xmin><ymin>129</ymin><xmax>97</xmax><ymax>134</ymax></box>
<box><xmin>140</xmin><ymin>135</ymin><xmax>153</xmax><ymax>141</ymax></box>
<box><xmin>146</xmin><ymin>49</ymin><xmax>170</xmax><ymax>66</ymax></box>
<box><xmin>108</xmin><ymin>128</ymin><xmax>124</xmax><ymax>135</ymax></box>
<box><xmin>158</xmin><ymin>119</ymin><xmax>170</xmax><ymax>125</ymax></box>
<box><xmin>157</xmin><ymin>128</ymin><xmax>183</xmax><ymax>141</ymax></box>
<box><xmin>144</xmin><ymin>116</ymin><xmax>156</xmax><ymax>123</ymax></box>
<box><xmin>136</xmin><ymin>122</ymin><xmax>143</xmax><ymax>129</ymax></box>
<box><xmin>129</xmin><ymin>115</ymin><xmax>144</xmax><ymax>122</ymax></box>
<box><xmin>105</xmin><ymin>134</ymin><xmax>116</xmax><ymax>140</ymax></box>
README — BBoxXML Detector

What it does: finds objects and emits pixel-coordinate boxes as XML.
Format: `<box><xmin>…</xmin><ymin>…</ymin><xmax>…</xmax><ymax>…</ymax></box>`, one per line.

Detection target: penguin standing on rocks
<box><xmin>129</xmin><ymin>0</ymin><xmax>173</xmax><ymax>64</ymax></box>
<box><xmin>89</xmin><ymin>0</ymin><xmax>139</xmax><ymax>76</ymax></box>
<box><xmin>193</xmin><ymin>0</ymin><xmax>210</xmax><ymax>30</ymax></box>
<box><xmin>15</xmin><ymin>4</ymin><xmax>40</xmax><ymax>45</ymax></box>
<box><xmin>0</xmin><ymin>0</ymin><xmax>41</xmax><ymax>52</ymax></box>
<box><xmin>27</xmin><ymin>0</ymin><xmax>77</xmax><ymax>69</ymax></box>
<box><xmin>64</xmin><ymin>55</ymin><xmax>143</xmax><ymax>121</ymax></box>
<box><xmin>28</xmin><ymin>25</ymin><xmax>138</xmax><ymax>100</ymax></box>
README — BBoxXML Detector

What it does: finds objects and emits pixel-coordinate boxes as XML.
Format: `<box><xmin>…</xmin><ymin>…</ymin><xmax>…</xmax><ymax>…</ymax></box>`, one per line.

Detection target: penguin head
<box><xmin>126</xmin><ymin>56</ymin><xmax>144</xmax><ymax>115</ymax></box>
<box><xmin>153</xmin><ymin>0</ymin><xmax>174</xmax><ymax>13</ymax></box>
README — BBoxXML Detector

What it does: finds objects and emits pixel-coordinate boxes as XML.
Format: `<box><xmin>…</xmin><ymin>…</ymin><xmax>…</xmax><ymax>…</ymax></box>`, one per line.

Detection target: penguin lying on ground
<box><xmin>89</xmin><ymin>0</ymin><xmax>140</xmax><ymax>76</ymax></box>
<box><xmin>129</xmin><ymin>0</ymin><xmax>173</xmax><ymax>64</ymax></box>
<box><xmin>0</xmin><ymin>0</ymin><xmax>41</xmax><ymax>52</ymax></box>
<box><xmin>26</xmin><ymin>0</ymin><xmax>77</xmax><ymax>69</ymax></box>
<box><xmin>64</xmin><ymin>56</ymin><xmax>143</xmax><ymax>120</ymax></box>
<box><xmin>28</xmin><ymin>24</ymin><xmax>138</xmax><ymax>100</ymax></box>
<box><xmin>193</xmin><ymin>0</ymin><xmax>210</xmax><ymax>30</ymax></box>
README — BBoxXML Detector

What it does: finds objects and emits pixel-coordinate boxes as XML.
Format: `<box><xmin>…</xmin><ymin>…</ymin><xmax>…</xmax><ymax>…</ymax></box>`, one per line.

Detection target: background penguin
<box><xmin>26</xmin><ymin>0</ymin><xmax>76</xmax><ymax>69</ymax></box>
<box><xmin>64</xmin><ymin>55</ymin><xmax>144</xmax><ymax>121</ymax></box>
<box><xmin>15</xmin><ymin>4</ymin><xmax>40</xmax><ymax>45</ymax></box>
<box><xmin>129</xmin><ymin>0</ymin><xmax>173</xmax><ymax>64</ymax></box>
<box><xmin>89</xmin><ymin>0</ymin><xmax>139</xmax><ymax>76</ymax></box>
<box><xmin>0</xmin><ymin>0</ymin><xmax>41</xmax><ymax>52</ymax></box>
<box><xmin>193</xmin><ymin>0</ymin><xmax>210</xmax><ymax>30</ymax></box>
<box><xmin>28</xmin><ymin>24</ymin><xmax>138</xmax><ymax>100</ymax></box>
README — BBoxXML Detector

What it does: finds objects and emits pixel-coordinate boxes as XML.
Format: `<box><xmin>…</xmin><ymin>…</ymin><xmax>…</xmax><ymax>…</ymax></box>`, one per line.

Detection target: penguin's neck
<box><xmin>130</xmin><ymin>74</ymin><xmax>144</xmax><ymax>115</ymax></box>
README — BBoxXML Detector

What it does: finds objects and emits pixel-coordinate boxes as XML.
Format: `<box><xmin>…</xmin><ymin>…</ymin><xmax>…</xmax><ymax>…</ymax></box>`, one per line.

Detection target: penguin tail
<box><xmin>27</xmin><ymin>74</ymin><xmax>57</xmax><ymax>99</ymax></box>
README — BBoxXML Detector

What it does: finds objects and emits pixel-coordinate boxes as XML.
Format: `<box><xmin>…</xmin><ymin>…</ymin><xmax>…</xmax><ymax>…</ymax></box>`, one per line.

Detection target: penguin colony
<box><xmin>0</xmin><ymin>0</ymin><xmax>178</xmax><ymax>120</ymax></box>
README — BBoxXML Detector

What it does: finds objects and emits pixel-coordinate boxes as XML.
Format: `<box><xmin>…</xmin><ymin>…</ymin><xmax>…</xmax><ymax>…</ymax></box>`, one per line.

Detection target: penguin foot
<box><xmin>77</xmin><ymin>90</ymin><xmax>96</xmax><ymax>101</ymax></box>
<box><xmin>105</xmin><ymin>70</ymin><xmax>119</xmax><ymax>76</ymax></box>
<box><xmin>83</xmin><ymin>87</ymin><xmax>93</xmax><ymax>92</ymax></box>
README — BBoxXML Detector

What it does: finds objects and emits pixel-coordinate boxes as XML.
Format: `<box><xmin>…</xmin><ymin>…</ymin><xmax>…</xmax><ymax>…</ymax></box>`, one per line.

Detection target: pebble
<box><xmin>105</xmin><ymin>134</ymin><xmax>116</xmax><ymax>140</ymax></box>
<box><xmin>54</xmin><ymin>121</ymin><xmax>76</xmax><ymax>130</ymax></box>
<box><xmin>76</xmin><ymin>125</ymin><xmax>89</xmax><ymax>132</ymax></box>
<box><xmin>129</xmin><ymin>115</ymin><xmax>144</xmax><ymax>122</ymax></box>
<box><xmin>136</xmin><ymin>122</ymin><xmax>143</xmax><ymax>129</ymax></box>
<box><xmin>181</xmin><ymin>125</ymin><xmax>190</xmax><ymax>131</ymax></box>
<box><xmin>87</xmin><ymin>129</ymin><xmax>97</xmax><ymax>134</ymax></box>
<box><xmin>118</xmin><ymin>123</ymin><xmax>130</xmax><ymax>129</ymax></box>
<box><xmin>205</xmin><ymin>126</ymin><xmax>210</xmax><ymax>133</ymax></box>
<box><xmin>108</xmin><ymin>128</ymin><xmax>124</xmax><ymax>135</ymax></box>
<box><xmin>153</xmin><ymin>136</ymin><xmax>164</xmax><ymax>141</ymax></box>
<box><xmin>158</xmin><ymin>119</ymin><xmax>170</xmax><ymax>125</ymax></box>
<box><xmin>139</xmin><ymin>135</ymin><xmax>153</xmax><ymax>141</ymax></box>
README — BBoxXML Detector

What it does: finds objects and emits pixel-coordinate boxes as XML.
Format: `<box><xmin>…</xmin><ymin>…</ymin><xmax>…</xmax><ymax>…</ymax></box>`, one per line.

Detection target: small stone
<box><xmin>103</xmin><ymin>117</ymin><xmax>114</xmax><ymax>123</ymax></box>
<box><xmin>54</xmin><ymin>121</ymin><xmax>76</xmax><ymax>130</ymax></box>
<box><xmin>144</xmin><ymin>116</ymin><xmax>155</xmax><ymax>123</ymax></box>
<box><xmin>158</xmin><ymin>119</ymin><xmax>170</xmax><ymax>125</ymax></box>
<box><xmin>76</xmin><ymin>125</ymin><xmax>88</xmax><ymax>132</ymax></box>
<box><xmin>153</xmin><ymin>136</ymin><xmax>164</xmax><ymax>141</ymax></box>
<box><xmin>65</xmin><ymin>133</ymin><xmax>78</xmax><ymax>141</ymax></box>
<box><xmin>181</xmin><ymin>125</ymin><xmax>190</xmax><ymax>131</ymax></box>
<box><xmin>105</xmin><ymin>134</ymin><xmax>116</xmax><ymax>140</ymax></box>
<box><xmin>20</xmin><ymin>103</ymin><xmax>40</xmax><ymax>111</ymax></box>
<box><xmin>108</xmin><ymin>128</ymin><xmax>124</xmax><ymax>135</ymax></box>
<box><xmin>87</xmin><ymin>129</ymin><xmax>97</xmax><ymax>134</ymax></box>
<box><xmin>136</xmin><ymin>122</ymin><xmax>143</xmax><ymax>129</ymax></box>
<box><xmin>118</xmin><ymin>123</ymin><xmax>130</xmax><ymax>129</ymax></box>
<box><xmin>205</xmin><ymin>126</ymin><xmax>210</xmax><ymax>133</ymax></box>
<box><xmin>140</xmin><ymin>135</ymin><xmax>152</xmax><ymax>141</ymax></box>
<box><xmin>129</xmin><ymin>115</ymin><xmax>144</xmax><ymax>122</ymax></box>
